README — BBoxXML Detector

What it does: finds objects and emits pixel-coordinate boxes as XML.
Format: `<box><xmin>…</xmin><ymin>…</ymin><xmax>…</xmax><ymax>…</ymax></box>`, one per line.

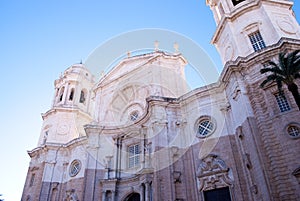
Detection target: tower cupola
<box><xmin>53</xmin><ymin>64</ymin><xmax>94</xmax><ymax>113</ymax></box>
<box><xmin>206</xmin><ymin>0</ymin><xmax>300</xmax><ymax>64</ymax></box>
<box><xmin>37</xmin><ymin>64</ymin><xmax>95</xmax><ymax>146</ymax></box>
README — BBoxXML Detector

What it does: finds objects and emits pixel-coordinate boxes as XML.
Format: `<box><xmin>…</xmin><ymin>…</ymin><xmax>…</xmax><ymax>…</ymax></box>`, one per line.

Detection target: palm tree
<box><xmin>260</xmin><ymin>49</ymin><xmax>300</xmax><ymax>110</ymax></box>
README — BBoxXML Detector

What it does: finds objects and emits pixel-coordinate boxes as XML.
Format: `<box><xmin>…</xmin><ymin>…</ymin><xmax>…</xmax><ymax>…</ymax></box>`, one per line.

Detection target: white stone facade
<box><xmin>22</xmin><ymin>0</ymin><xmax>300</xmax><ymax>201</ymax></box>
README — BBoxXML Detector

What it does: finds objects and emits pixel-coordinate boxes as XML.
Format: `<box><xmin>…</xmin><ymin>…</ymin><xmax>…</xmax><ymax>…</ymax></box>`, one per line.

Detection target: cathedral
<box><xmin>22</xmin><ymin>0</ymin><xmax>300</xmax><ymax>201</ymax></box>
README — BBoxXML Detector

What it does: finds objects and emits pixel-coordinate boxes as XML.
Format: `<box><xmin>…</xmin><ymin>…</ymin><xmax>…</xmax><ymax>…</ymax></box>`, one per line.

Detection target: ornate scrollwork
<box><xmin>196</xmin><ymin>154</ymin><xmax>233</xmax><ymax>191</ymax></box>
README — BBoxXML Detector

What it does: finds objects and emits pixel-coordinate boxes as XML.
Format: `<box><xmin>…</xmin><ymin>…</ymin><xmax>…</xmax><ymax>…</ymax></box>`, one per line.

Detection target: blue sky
<box><xmin>0</xmin><ymin>1</ymin><xmax>299</xmax><ymax>200</ymax></box>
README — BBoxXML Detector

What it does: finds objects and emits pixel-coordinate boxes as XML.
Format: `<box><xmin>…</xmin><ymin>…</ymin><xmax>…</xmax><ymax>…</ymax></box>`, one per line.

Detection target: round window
<box><xmin>130</xmin><ymin>111</ymin><xmax>139</xmax><ymax>122</ymax></box>
<box><xmin>197</xmin><ymin>117</ymin><xmax>215</xmax><ymax>138</ymax></box>
<box><xmin>287</xmin><ymin>125</ymin><xmax>300</xmax><ymax>138</ymax></box>
<box><xmin>69</xmin><ymin>160</ymin><xmax>81</xmax><ymax>177</ymax></box>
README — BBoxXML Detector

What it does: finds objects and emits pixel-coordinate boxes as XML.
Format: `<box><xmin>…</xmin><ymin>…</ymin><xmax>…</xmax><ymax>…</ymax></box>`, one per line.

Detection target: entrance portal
<box><xmin>124</xmin><ymin>193</ymin><xmax>140</xmax><ymax>201</ymax></box>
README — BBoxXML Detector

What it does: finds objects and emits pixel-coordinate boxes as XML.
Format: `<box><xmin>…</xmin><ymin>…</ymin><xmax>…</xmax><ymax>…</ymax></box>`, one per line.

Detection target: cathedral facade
<box><xmin>22</xmin><ymin>0</ymin><xmax>300</xmax><ymax>201</ymax></box>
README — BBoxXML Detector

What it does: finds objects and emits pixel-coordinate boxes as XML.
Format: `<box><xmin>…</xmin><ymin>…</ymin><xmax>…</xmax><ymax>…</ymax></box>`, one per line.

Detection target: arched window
<box><xmin>79</xmin><ymin>90</ymin><xmax>86</xmax><ymax>104</ymax></box>
<box><xmin>69</xmin><ymin>88</ymin><xmax>74</xmax><ymax>101</ymax></box>
<box><xmin>105</xmin><ymin>191</ymin><xmax>112</xmax><ymax>201</ymax></box>
<box><xmin>55</xmin><ymin>88</ymin><xmax>59</xmax><ymax>97</ymax></box>
<box><xmin>29</xmin><ymin>173</ymin><xmax>35</xmax><ymax>187</ymax></box>
<box><xmin>51</xmin><ymin>188</ymin><xmax>58</xmax><ymax>201</ymax></box>
<box><xmin>232</xmin><ymin>0</ymin><xmax>245</xmax><ymax>6</ymax></box>
<box><xmin>59</xmin><ymin>87</ymin><xmax>65</xmax><ymax>102</ymax></box>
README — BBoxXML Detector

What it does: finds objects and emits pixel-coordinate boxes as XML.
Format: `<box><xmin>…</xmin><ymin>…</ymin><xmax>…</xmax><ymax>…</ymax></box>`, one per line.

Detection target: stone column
<box><xmin>111</xmin><ymin>190</ymin><xmax>115</xmax><ymax>201</ymax></box>
<box><xmin>118</xmin><ymin>138</ymin><xmax>123</xmax><ymax>179</ymax></box>
<box><xmin>141</xmin><ymin>127</ymin><xmax>146</xmax><ymax>169</ymax></box>
<box><xmin>58</xmin><ymin>162</ymin><xmax>69</xmax><ymax>200</ymax></box>
<box><xmin>140</xmin><ymin>184</ymin><xmax>145</xmax><ymax>201</ymax></box>
<box><xmin>145</xmin><ymin>182</ymin><xmax>150</xmax><ymax>201</ymax></box>
<box><xmin>102</xmin><ymin>190</ymin><xmax>106</xmax><ymax>201</ymax></box>
<box><xmin>40</xmin><ymin>160</ymin><xmax>56</xmax><ymax>201</ymax></box>
<box><xmin>52</xmin><ymin>87</ymin><xmax>59</xmax><ymax>107</ymax></box>
<box><xmin>62</xmin><ymin>83</ymin><xmax>68</xmax><ymax>104</ymax></box>
<box><xmin>114</xmin><ymin>138</ymin><xmax>119</xmax><ymax>179</ymax></box>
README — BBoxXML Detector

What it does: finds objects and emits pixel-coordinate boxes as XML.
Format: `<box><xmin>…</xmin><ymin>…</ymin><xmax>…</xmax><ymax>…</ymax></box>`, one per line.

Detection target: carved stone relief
<box><xmin>274</xmin><ymin>14</ymin><xmax>297</xmax><ymax>34</ymax></box>
<box><xmin>196</xmin><ymin>154</ymin><xmax>233</xmax><ymax>191</ymax></box>
<box><xmin>57</xmin><ymin>123</ymin><xmax>70</xmax><ymax>135</ymax></box>
<box><xmin>64</xmin><ymin>189</ymin><xmax>79</xmax><ymax>201</ymax></box>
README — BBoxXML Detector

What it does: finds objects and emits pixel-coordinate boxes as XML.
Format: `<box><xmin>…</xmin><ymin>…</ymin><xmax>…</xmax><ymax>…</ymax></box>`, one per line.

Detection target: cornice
<box><xmin>84</xmin><ymin>112</ymin><xmax>151</xmax><ymax>136</ymax></box>
<box><xmin>83</xmin><ymin>96</ymin><xmax>179</xmax><ymax>136</ymax></box>
<box><xmin>83</xmin><ymin>90</ymin><xmax>226</xmax><ymax>137</ymax></box>
<box><xmin>178</xmin><ymin>81</ymin><xmax>224</xmax><ymax>104</ymax></box>
<box><xmin>41</xmin><ymin>107</ymin><xmax>92</xmax><ymax>120</ymax></box>
<box><xmin>84</xmin><ymin>124</ymin><xmax>105</xmax><ymax>134</ymax></box>
<box><xmin>84</xmin><ymin>94</ymin><xmax>183</xmax><ymax>136</ymax></box>
<box><xmin>27</xmin><ymin>136</ymin><xmax>87</xmax><ymax>157</ymax></box>
<box><xmin>54</xmin><ymin>78</ymin><xmax>81</xmax><ymax>87</ymax></box>
<box><xmin>219</xmin><ymin>38</ymin><xmax>300</xmax><ymax>84</ymax></box>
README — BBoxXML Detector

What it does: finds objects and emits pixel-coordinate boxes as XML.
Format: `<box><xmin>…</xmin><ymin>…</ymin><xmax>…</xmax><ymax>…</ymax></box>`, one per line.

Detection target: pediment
<box><xmin>97</xmin><ymin>54</ymin><xmax>159</xmax><ymax>87</ymax></box>
<box><xmin>96</xmin><ymin>51</ymin><xmax>187</xmax><ymax>88</ymax></box>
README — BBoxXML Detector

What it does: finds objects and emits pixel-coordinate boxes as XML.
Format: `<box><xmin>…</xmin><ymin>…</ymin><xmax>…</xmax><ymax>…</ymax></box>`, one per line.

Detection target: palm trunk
<box><xmin>287</xmin><ymin>83</ymin><xmax>300</xmax><ymax>111</ymax></box>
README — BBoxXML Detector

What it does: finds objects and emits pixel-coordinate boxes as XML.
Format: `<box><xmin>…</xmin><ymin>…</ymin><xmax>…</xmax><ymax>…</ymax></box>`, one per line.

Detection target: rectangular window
<box><xmin>128</xmin><ymin>144</ymin><xmax>140</xmax><ymax>168</ymax></box>
<box><xmin>248</xmin><ymin>31</ymin><xmax>266</xmax><ymax>52</ymax></box>
<box><xmin>204</xmin><ymin>187</ymin><xmax>231</xmax><ymax>201</ymax></box>
<box><xmin>275</xmin><ymin>93</ymin><xmax>291</xmax><ymax>112</ymax></box>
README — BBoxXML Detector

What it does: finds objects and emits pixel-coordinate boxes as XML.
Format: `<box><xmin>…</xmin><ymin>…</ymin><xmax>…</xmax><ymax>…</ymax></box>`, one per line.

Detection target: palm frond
<box><xmin>260</xmin><ymin>67</ymin><xmax>283</xmax><ymax>75</ymax></box>
<box><xmin>289</xmin><ymin>50</ymin><xmax>300</xmax><ymax>60</ymax></box>
<box><xmin>290</xmin><ymin>56</ymin><xmax>300</xmax><ymax>75</ymax></box>
<box><xmin>294</xmin><ymin>73</ymin><xmax>300</xmax><ymax>79</ymax></box>
<box><xmin>293</xmin><ymin>57</ymin><xmax>300</xmax><ymax>68</ymax></box>
<box><xmin>261</xmin><ymin>50</ymin><xmax>300</xmax><ymax>110</ymax></box>
<box><xmin>266</xmin><ymin>61</ymin><xmax>287</xmax><ymax>76</ymax></box>
<box><xmin>276</xmin><ymin>79</ymin><xmax>284</xmax><ymax>95</ymax></box>
<box><xmin>260</xmin><ymin>74</ymin><xmax>284</xmax><ymax>88</ymax></box>
<box><xmin>278</xmin><ymin>52</ymin><xmax>287</xmax><ymax>73</ymax></box>
<box><xmin>268</xmin><ymin>60</ymin><xmax>279</xmax><ymax>68</ymax></box>
<box><xmin>286</xmin><ymin>50</ymin><xmax>300</xmax><ymax>75</ymax></box>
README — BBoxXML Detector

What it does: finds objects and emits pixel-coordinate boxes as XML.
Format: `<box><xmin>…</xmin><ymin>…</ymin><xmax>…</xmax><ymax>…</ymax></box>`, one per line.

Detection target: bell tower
<box><xmin>37</xmin><ymin>64</ymin><xmax>95</xmax><ymax>145</ymax></box>
<box><xmin>206</xmin><ymin>0</ymin><xmax>300</xmax><ymax>64</ymax></box>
